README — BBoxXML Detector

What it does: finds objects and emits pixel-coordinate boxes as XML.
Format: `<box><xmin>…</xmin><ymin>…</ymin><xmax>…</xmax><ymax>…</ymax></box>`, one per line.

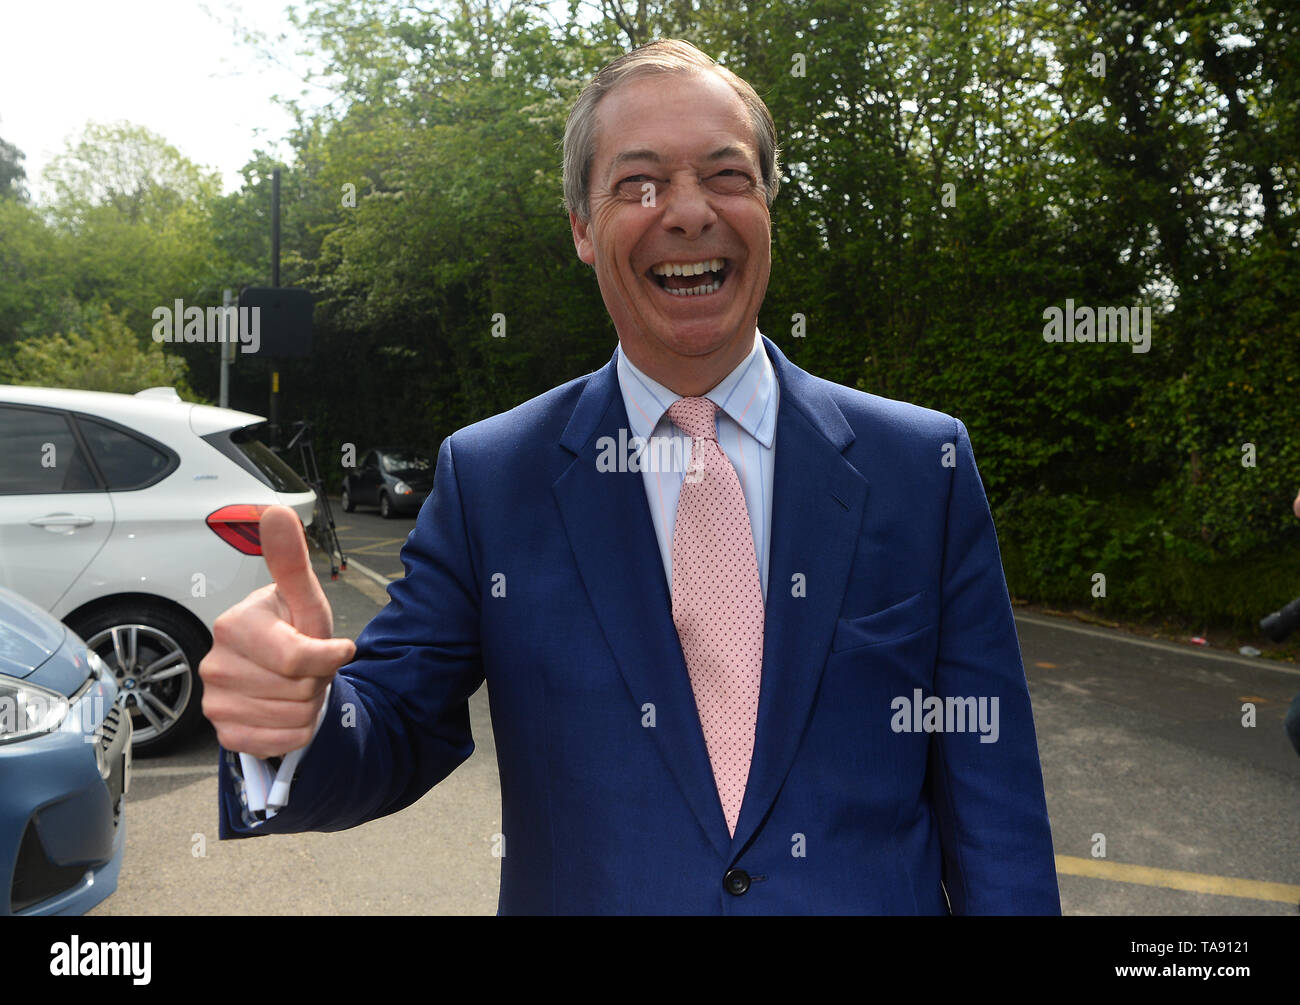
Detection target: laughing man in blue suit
<box><xmin>201</xmin><ymin>38</ymin><xmax>1060</xmax><ymax>915</ymax></box>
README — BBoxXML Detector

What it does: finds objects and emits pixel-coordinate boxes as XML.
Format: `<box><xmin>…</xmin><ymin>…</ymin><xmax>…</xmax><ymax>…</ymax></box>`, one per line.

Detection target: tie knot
<box><xmin>667</xmin><ymin>397</ymin><xmax>718</xmax><ymax>442</ymax></box>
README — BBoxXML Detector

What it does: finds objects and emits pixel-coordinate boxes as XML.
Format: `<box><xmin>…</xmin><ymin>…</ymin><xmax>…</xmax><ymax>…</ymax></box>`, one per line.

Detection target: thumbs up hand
<box><xmin>200</xmin><ymin>506</ymin><xmax>356</xmax><ymax>758</ymax></box>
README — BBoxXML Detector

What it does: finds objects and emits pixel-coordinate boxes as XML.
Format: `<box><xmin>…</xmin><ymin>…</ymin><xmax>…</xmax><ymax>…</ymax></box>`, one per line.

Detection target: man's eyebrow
<box><xmin>610</xmin><ymin>149</ymin><xmax>662</xmax><ymax>170</ymax></box>
<box><xmin>702</xmin><ymin>145</ymin><xmax>752</xmax><ymax>163</ymax></box>
<box><xmin>607</xmin><ymin>145</ymin><xmax>756</xmax><ymax>173</ymax></box>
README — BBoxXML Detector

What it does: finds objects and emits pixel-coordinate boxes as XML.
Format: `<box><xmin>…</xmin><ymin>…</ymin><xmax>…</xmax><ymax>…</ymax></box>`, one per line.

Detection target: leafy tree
<box><xmin>0</xmin><ymin>134</ymin><xmax>27</xmax><ymax>202</ymax></box>
<box><xmin>0</xmin><ymin>303</ymin><xmax>201</xmax><ymax>398</ymax></box>
<box><xmin>9</xmin><ymin>0</ymin><xmax>1292</xmax><ymax>628</ymax></box>
<box><xmin>0</xmin><ymin>199</ymin><xmax>64</xmax><ymax>345</ymax></box>
<box><xmin>40</xmin><ymin>121</ymin><xmax>226</xmax><ymax>339</ymax></box>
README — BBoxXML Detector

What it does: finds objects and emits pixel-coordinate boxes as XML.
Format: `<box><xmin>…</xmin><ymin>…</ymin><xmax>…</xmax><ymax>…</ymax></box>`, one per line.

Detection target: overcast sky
<box><xmin>0</xmin><ymin>0</ymin><xmax>325</xmax><ymax>202</ymax></box>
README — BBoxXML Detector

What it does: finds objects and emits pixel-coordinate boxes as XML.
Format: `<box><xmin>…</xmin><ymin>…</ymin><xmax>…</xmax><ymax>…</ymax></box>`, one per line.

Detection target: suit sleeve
<box><xmin>927</xmin><ymin>419</ymin><xmax>1061</xmax><ymax>914</ymax></box>
<box><xmin>218</xmin><ymin>436</ymin><xmax>484</xmax><ymax>838</ymax></box>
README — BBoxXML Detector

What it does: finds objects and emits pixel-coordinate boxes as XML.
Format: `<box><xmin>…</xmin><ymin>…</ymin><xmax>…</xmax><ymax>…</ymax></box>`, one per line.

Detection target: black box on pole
<box><xmin>238</xmin><ymin>286</ymin><xmax>313</xmax><ymax>359</ymax></box>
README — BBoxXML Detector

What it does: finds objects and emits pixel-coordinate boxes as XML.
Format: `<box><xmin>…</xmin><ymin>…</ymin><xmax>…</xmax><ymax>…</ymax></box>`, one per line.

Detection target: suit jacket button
<box><xmin>723</xmin><ymin>869</ymin><xmax>751</xmax><ymax>896</ymax></box>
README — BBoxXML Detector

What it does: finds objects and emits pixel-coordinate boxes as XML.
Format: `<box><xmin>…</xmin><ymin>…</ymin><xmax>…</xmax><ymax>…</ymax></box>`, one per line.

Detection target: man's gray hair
<box><xmin>563</xmin><ymin>39</ymin><xmax>781</xmax><ymax>221</ymax></box>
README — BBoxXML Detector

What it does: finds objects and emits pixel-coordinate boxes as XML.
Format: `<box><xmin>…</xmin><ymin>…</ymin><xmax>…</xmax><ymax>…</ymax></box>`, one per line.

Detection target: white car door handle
<box><xmin>29</xmin><ymin>513</ymin><xmax>96</xmax><ymax>532</ymax></box>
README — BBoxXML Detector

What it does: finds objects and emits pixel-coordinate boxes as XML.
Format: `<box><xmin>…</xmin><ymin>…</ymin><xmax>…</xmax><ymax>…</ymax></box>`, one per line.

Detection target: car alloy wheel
<box><xmin>86</xmin><ymin>624</ymin><xmax>191</xmax><ymax>747</ymax></box>
<box><xmin>70</xmin><ymin>604</ymin><xmax>208</xmax><ymax>754</ymax></box>
<box><xmin>341</xmin><ymin>485</ymin><xmax>355</xmax><ymax>512</ymax></box>
<box><xmin>379</xmin><ymin>492</ymin><xmax>393</xmax><ymax>518</ymax></box>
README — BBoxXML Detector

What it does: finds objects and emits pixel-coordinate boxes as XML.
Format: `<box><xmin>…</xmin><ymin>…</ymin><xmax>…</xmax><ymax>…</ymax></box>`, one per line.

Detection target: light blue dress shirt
<box><xmin>615</xmin><ymin>331</ymin><xmax>779</xmax><ymax>600</ymax></box>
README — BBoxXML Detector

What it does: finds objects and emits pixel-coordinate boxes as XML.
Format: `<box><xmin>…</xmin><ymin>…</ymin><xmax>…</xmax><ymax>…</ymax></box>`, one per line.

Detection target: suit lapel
<box><xmin>729</xmin><ymin>339</ymin><xmax>870</xmax><ymax>855</ymax></box>
<box><xmin>552</xmin><ymin>353</ymin><xmax>732</xmax><ymax>859</ymax></box>
<box><xmin>551</xmin><ymin>340</ymin><xmax>869</xmax><ymax>863</ymax></box>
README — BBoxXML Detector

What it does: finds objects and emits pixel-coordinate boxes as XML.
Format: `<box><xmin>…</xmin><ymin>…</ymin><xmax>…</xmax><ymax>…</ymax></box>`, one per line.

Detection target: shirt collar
<box><xmin>615</xmin><ymin>331</ymin><xmax>777</xmax><ymax>448</ymax></box>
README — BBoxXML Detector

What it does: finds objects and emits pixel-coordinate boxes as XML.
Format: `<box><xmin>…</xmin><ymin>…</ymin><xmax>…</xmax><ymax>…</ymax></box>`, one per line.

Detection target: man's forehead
<box><xmin>592</xmin><ymin>71</ymin><xmax>758</xmax><ymax>169</ymax></box>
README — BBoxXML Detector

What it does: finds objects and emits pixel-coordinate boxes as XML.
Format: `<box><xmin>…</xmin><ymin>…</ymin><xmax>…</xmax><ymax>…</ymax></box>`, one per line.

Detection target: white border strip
<box><xmin>344</xmin><ymin>556</ymin><xmax>393</xmax><ymax>591</ymax></box>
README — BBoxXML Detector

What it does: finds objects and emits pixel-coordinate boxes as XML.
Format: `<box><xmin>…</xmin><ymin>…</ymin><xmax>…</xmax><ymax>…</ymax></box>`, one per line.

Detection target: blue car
<box><xmin>0</xmin><ymin>584</ymin><xmax>130</xmax><ymax>915</ymax></box>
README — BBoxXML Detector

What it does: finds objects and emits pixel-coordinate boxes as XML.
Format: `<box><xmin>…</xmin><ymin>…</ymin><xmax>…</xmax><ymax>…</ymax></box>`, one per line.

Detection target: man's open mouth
<box><xmin>648</xmin><ymin>257</ymin><xmax>730</xmax><ymax>297</ymax></box>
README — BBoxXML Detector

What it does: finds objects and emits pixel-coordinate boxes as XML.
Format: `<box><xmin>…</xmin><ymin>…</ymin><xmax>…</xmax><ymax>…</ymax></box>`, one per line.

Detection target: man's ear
<box><xmin>570</xmin><ymin>210</ymin><xmax>596</xmax><ymax>266</ymax></box>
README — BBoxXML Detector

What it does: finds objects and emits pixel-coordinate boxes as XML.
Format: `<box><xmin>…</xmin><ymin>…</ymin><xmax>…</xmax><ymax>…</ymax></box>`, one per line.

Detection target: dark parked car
<box><xmin>0</xmin><ymin>584</ymin><xmax>130</xmax><ymax>915</ymax></box>
<box><xmin>341</xmin><ymin>447</ymin><xmax>433</xmax><ymax>518</ymax></box>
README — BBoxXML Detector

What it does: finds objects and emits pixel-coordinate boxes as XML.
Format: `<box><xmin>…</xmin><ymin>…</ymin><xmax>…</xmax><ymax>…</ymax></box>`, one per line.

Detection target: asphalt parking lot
<box><xmin>90</xmin><ymin>502</ymin><xmax>1300</xmax><ymax>915</ymax></box>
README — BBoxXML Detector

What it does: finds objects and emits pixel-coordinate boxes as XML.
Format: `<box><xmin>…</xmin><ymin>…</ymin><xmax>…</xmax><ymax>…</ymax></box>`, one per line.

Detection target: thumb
<box><xmin>260</xmin><ymin>505</ymin><xmax>333</xmax><ymax>639</ymax></box>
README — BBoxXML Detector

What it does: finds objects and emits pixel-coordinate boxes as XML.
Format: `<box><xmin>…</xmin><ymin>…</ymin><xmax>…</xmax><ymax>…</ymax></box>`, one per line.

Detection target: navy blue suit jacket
<box><xmin>219</xmin><ymin>336</ymin><xmax>1061</xmax><ymax>915</ymax></box>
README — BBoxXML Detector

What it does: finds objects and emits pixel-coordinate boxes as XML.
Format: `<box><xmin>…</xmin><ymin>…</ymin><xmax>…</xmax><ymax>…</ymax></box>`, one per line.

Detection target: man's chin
<box><xmin>641</xmin><ymin>318</ymin><xmax>754</xmax><ymax>362</ymax></box>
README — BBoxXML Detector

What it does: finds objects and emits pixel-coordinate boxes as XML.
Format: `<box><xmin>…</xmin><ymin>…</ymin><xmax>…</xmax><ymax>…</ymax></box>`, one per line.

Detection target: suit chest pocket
<box><xmin>830</xmin><ymin>588</ymin><xmax>934</xmax><ymax>653</ymax></box>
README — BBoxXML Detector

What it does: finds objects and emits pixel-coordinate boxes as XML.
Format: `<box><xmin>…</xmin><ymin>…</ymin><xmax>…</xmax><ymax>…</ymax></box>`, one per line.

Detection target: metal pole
<box><xmin>219</xmin><ymin>287</ymin><xmax>232</xmax><ymax>409</ymax></box>
<box><xmin>270</xmin><ymin>167</ymin><xmax>281</xmax><ymax>445</ymax></box>
<box><xmin>269</xmin><ymin>370</ymin><xmax>280</xmax><ymax>447</ymax></box>
<box><xmin>271</xmin><ymin>168</ymin><xmax>281</xmax><ymax>287</ymax></box>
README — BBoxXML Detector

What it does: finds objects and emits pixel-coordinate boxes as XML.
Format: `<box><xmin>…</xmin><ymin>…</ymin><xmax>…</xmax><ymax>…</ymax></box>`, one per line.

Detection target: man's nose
<box><xmin>658</xmin><ymin>176</ymin><xmax>717</xmax><ymax>238</ymax></box>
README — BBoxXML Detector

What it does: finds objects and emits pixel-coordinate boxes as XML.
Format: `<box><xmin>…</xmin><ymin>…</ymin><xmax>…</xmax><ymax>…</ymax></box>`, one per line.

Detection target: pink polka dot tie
<box><xmin>668</xmin><ymin>397</ymin><xmax>764</xmax><ymax>837</ymax></box>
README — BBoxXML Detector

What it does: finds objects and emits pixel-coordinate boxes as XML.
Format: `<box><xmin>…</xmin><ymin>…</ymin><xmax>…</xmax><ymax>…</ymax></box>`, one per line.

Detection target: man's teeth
<box><xmin>664</xmin><ymin>281</ymin><xmax>720</xmax><ymax>297</ymax></box>
<box><xmin>650</xmin><ymin>257</ymin><xmax>726</xmax><ymax>276</ymax></box>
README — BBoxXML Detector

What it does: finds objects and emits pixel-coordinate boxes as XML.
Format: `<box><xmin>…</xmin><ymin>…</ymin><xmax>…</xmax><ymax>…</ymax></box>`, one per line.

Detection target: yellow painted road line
<box><xmin>1056</xmin><ymin>855</ymin><xmax>1300</xmax><ymax>904</ymax></box>
<box><xmin>347</xmin><ymin>539</ymin><xmax>410</xmax><ymax>555</ymax></box>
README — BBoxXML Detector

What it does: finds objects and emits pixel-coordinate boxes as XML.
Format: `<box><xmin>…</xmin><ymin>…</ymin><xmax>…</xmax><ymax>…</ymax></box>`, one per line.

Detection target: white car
<box><xmin>0</xmin><ymin>385</ymin><xmax>316</xmax><ymax>753</ymax></box>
